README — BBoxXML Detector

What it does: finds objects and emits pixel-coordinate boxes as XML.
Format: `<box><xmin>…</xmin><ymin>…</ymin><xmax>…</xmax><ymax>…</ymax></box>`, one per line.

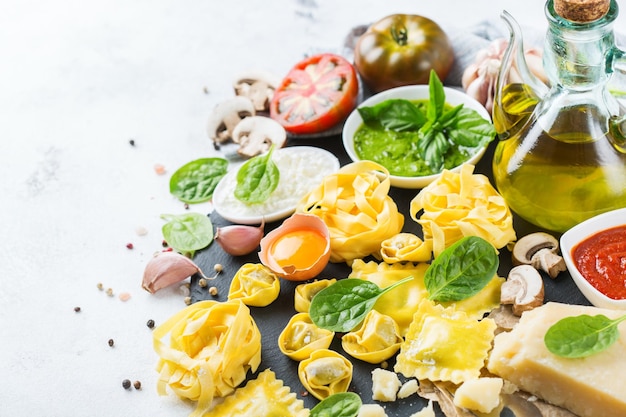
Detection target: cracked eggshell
<box><xmin>258</xmin><ymin>213</ymin><xmax>331</xmax><ymax>281</ymax></box>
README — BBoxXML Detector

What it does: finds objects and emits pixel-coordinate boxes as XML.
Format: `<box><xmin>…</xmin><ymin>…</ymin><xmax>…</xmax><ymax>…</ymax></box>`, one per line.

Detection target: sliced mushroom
<box><xmin>233</xmin><ymin>70</ymin><xmax>282</xmax><ymax>112</ymax></box>
<box><xmin>206</xmin><ymin>96</ymin><xmax>256</xmax><ymax>145</ymax></box>
<box><xmin>501</xmin><ymin>265</ymin><xmax>545</xmax><ymax>316</ymax></box>
<box><xmin>232</xmin><ymin>116</ymin><xmax>287</xmax><ymax>158</ymax></box>
<box><xmin>511</xmin><ymin>232</ymin><xmax>567</xmax><ymax>278</ymax></box>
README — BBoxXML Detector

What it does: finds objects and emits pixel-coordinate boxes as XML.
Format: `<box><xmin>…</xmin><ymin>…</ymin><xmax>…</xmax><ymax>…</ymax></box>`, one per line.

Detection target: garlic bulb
<box><xmin>142</xmin><ymin>251</ymin><xmax>207</xmax><ymax>294</ymax></box>
<box><xmin>461</xmin><ymin>38</ymin><xmax>546</xmax><ymax>114</ymax></box>
<box><xmin>214</xmin><ymin>219</ymin><xmax>264</xmax><ymax>256</ymax></box>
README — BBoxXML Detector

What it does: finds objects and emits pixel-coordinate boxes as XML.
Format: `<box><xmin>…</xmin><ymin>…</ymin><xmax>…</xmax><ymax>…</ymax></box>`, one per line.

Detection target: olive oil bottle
<box><xmin>492</xmin><ymin>0</ymin><xmax>626</xmax><ymax>232</ymax></box>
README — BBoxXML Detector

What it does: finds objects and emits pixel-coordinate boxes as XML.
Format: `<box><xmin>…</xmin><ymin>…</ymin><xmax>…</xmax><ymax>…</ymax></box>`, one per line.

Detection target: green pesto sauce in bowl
<box><xmin>353</xmin><ymin>98</ymin><xmax>481</xmax><ymax>177</ymax></box>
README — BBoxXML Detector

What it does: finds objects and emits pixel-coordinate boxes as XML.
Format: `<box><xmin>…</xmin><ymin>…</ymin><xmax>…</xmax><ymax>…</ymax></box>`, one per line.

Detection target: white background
<box><xmin>1</xmin><ymin>0</ymin><xmax>624</xmax><ymax>416</ymax></box>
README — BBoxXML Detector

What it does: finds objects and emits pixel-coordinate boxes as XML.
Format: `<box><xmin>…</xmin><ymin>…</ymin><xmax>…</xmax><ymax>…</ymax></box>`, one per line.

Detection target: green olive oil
<box><xmin>493</xmin><ymin>100</ymin><xmax>626</xmax><ymax>232</ymax></box>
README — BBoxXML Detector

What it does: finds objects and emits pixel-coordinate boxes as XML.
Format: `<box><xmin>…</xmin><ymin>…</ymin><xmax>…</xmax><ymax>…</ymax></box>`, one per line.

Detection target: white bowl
<box><xmin>342</xmin><ymin>85</ymin><xmax>491</xmax><ymax>189</ymax></box>
<box><xmin>560</xmin><ymin>208</ymin><xmax>626</xmax><ymax>310</ymax></box>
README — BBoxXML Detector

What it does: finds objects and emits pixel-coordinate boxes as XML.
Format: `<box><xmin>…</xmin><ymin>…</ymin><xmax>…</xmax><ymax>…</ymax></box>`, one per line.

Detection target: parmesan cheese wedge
<box><xmin>487</xmin><ymin>302</ymin><xmax>626</xmax><ymax>417</ymax></box>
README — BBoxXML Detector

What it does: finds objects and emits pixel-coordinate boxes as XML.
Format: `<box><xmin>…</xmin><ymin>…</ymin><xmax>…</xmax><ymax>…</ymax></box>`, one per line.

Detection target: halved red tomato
<box><xmin>270</xmin><ymin>53</ymin><xmax>359</xmax><ymax>135</ymax></box>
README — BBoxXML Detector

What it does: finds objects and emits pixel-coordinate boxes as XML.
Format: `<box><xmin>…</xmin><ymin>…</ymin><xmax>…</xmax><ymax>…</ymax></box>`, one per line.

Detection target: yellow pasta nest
<box><xmin>297</xmin><ymin>160</ymin><xmax>404</xmax><ymax>264</ymax></box>
<box><xmin>153</xmin><ymin>300</ymin><xmax>262</xmax><ymax>417</ymax></box>
<box><xmin>395</xmin><ymin>299</ymin><xmax>496</xmax><ymax>385</ymax></box>
<box><xmin>204</xmin><ymin>369</ymin><xmax>309</xmax><ymax>417</ymax></box>
<box><xmin>410</xmin><ymin>163</ymin><xmax>516</xmax><ymax>258</ymax></box>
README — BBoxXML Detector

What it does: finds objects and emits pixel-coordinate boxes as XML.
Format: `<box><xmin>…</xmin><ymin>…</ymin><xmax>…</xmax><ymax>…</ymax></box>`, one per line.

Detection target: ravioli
<box><xmin>204</xmin><ymin>369</ymin><xmax>309</xmax><ymax>417</ymax></box>
<box><xmin>395</xmin><ymin>299</ymin><xmax>496</xmax><ymax>385</ymax></box>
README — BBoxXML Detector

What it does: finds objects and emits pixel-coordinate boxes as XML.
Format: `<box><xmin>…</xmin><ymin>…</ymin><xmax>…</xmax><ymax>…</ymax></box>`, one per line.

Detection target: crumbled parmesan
<box><xmin>371</xmin><ymin>368</ymin><xmax>401</xmax><ymax>402</ymax></box>
<box><xmin>358</xmin><ymin>403</ymin><xmax>388</xmax><ymax>417</ymax></box>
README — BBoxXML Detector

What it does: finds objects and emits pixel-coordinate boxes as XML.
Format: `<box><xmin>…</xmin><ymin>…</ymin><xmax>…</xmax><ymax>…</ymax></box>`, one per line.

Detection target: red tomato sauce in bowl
<box><xmin>572</xmin><ymin>225</ymin><xmax>626</xmax><ymax>300</ymax></box>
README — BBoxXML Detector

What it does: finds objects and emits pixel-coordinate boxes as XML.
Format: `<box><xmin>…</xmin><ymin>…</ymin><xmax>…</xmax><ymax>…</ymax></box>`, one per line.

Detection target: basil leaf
<box><xmin>234</xmin><ymin>145</ymin><xmax>280</xmax><ymax>204</ymax></box>
<box><xmin>358</xmin><ymin>99</ymin><xmax>426</xmax><ymax>132</ymax></box>
<box><xmin>310</xmin><ymin>392</ymin><xmax>362</xmax><ymax>417</ymax></box>
<box><xmin>447</xmin><ymin>107</ymin><xmax>497</xmax><ymax>148</ymax></box>
<box><xmin>544</xmin><ymin>314</ymin><xmax>626</xmax><ymax>358</ymax></box>
<box><xmin>425</xmin><ymin>236</ymin><xmax>499</xmax><ymax>302</ymax></box>
<box><xmin>161</xmin><ymin>212</ymin><xmax>213</xmax><ymax>256</ymax></box>
<box><xmin>421</xmin><ymin>131</ymin><xmax>449</xmax><ymax>172</ymax></box>
<box><xmin>310</xmin><ymin>276</ymin><xmax>413</xmax><ymax>332</ymax></box>
<box><xmin>169</xmin><ymin>157</ymin><xmax>228</xmax><ymax>204</ymax></box>
<box><xmin>427</xmin><ymin>69</ymin><xmax>445</xmax><ymax>121</ymax></box>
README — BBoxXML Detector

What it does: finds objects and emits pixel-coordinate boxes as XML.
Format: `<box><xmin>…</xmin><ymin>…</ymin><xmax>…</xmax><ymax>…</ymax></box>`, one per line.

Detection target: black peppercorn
<box><xmin>146</xmin><ymin>319</ymin><xmax>155</xmax><ymax>329</ymax></box>
<box><xmin>122</xmin><ymin>379</ymin><xmax>131</xmax><ymax>390</ymax></box>
<box><xmin>108</xmin><ymin>339</ymin><xmax>114</xmax><ymax>347</ymax></box>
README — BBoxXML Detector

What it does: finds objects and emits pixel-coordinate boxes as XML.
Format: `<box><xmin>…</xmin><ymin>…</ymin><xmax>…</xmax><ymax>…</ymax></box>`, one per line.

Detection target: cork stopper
<box><xmin>553</xmin><ymin>0</ymin><xmax>610</xmax><ymax>22</ymax></box>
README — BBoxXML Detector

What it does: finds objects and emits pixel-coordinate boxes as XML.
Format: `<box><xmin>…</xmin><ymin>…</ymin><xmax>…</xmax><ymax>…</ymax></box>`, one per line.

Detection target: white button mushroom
<box><xmin>501</xmin><ymin>264</ymin><xmax>545</xmax><ymax>316</ymax></box>
<box><xmin>233</xmin><ymin>70</ymin><xmax>281</xmax><ymax>112</ymax></box>
<box><xmin>231</xmin><ymin>116</ymin><xmax>287</xmax><ymax>158</ymax></box>
<box><xmin>206</xmin><ymin>96</ymin><xmax>256</xmax><ymax>145</ymax></box>
<box><xmin>511</xmin><ymin>232</ymin><xmax>567</xmax><ymax>278</ymax></box>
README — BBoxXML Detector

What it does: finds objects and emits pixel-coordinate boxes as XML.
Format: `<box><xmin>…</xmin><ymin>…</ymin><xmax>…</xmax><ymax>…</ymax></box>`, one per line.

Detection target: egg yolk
<box><xmin>270</xmin><ymin>228</ymin><xmax>327</xmax><ymax>270</ymax></box>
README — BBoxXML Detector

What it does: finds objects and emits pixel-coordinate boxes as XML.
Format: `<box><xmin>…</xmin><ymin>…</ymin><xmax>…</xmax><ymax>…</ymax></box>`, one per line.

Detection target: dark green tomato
<box><xmin>354</xmin><ymin>14</ymin><xmax>454</xmax><ymax>93</ymax></box>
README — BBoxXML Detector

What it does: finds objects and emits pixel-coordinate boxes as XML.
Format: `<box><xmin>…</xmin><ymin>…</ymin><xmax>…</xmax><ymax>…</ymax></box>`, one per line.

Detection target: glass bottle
<box><xmin>492</xmin><ymin>0</ymin><xmax>626</xmax><ymax>233</ymax></box>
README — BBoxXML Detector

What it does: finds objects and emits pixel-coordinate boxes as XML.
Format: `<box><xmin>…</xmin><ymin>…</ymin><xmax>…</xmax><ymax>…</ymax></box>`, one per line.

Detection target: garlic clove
<box><xmin>142</xmin><ymin>251</ymin><xmax>204</xmax><ymax>294</ymax></box>
<box><xmin>214</xmin><ymin>219</ymin><xmax>265</xmax><ymax>256</ymax></box>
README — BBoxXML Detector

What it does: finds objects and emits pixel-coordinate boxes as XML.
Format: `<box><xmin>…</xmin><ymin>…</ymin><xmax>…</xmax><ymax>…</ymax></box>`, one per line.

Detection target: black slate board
<box><xmin>191</xmin><ymin>135</ymin><xmax>590</xmax><ymax>416</ymax></box>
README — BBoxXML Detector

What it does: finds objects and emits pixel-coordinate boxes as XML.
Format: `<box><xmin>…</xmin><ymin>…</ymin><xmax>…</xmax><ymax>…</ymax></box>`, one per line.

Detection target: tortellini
<box><xmin>278</xmin><ymin>312</ymin><xmax>334</xmax><ymax>361</ymax></box>
<box><xmin>228</xmin><ymin>263</ymin><xmax>280</xmax><ymax>307</ymax></box>
<box><xmin>203</xmin><ymin>369</ymin><xmax>309</xmax><ymax>417</ymax></box>
<box><xmin>298</xmin><ymin>349</ymin><xmax>353</xmax><ymax>400</ymax></box>
<box><xmin>294</xmin><ymin>278</ymin><xmax>336</xmax><ymax>313</ymax></box>
<box><xmin>380</xmin><ymin>232</ymin><xmax>432</xmax><ymax>263</ymax></box>
<box><xmin>395</xmin><ymin>299</ymin><xmax>496</xmax><ymax>385</ymax></box>
<box><xmin>342</xmin><ymin>309</ymin><xmax>403</xmax><ymax>364</ymax></box>
<box><xmin>410</xmin><ymin>163</ymin><xmax>516</xmax><ymax>258</ymax></box>
<box><xmin>153</xmin><ymin>300</ymin><xmax>261</xmax><ymax>417</ymax></box>
<box><xmin>350</xmin><ymin>260</ymin><xmax>429</xmax><ymax>336</ymax></box>
<box><xmin>297</xmin><ymin>160</ymin><xmax>404</xmax><ymax>263</ymax></box>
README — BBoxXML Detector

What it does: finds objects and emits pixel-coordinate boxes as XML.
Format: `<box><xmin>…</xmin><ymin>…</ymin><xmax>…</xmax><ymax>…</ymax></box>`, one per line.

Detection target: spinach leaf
<box><xmin>310</xmin><ymin>392</ymin><xmax>362</xmax><ymax>417</ymax></box>
<box><xmin>358</xmin><ymin>99</ymin><xmax>426</xmax><ymax>132</ymax></box>
<box><xmin>310</xmin><ymin>276</ymin><xmax>413</xmax><ymax>332</ymax></box>
<box><xmin>169</xmin><ymin>157</ymin><xmax>228</xmax><ymax>204</ymax></box>
<box><xmin>544</xmin><ymin>314</ymin><xmax>626</xmax><ymax>358</ymax></box>
<box><xmin>161</xmin><ymin>212</ymin><xmax>213</xmax><ymax>257</ymax></box>
<box><xmin>234</xmin><ymin>145</ymin><xmax>280</xmax><ymax>204</ymax></box>
<box><xmin>425</xmin><ymin>236</ymin><xmax>499</xmax><ymax>302</ymax></box>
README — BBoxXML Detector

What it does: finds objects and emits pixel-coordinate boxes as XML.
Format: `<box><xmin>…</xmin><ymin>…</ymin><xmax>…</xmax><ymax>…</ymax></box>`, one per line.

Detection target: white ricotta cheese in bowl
<box><xmin>212</xmin><ymin>146</ymin><xmax>340</xmax><ymax>224</ymax></box>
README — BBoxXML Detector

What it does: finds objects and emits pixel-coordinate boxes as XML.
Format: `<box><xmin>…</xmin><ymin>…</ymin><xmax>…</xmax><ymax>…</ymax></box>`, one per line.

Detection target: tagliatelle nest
<box><xmin>152</xmin><ymin>300</ymin><xmax>262</xmax><ymax>417</ymax></box>
<box><xmin>296</xmin><ymin>160</ymin><xmax>404</xmax><ymax>264</ymax></box>
<box><xmin>410</xmin><ymin>163</ymin><xmax>516</xmax><ymax>258</ymax></box>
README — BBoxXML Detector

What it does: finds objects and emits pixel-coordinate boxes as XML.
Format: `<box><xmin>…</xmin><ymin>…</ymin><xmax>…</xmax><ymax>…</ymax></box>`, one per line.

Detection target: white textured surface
<box><xmin>1</xmin><ymin>0</ymin><xmax>623</xmax><ymax>416</ymax></box>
